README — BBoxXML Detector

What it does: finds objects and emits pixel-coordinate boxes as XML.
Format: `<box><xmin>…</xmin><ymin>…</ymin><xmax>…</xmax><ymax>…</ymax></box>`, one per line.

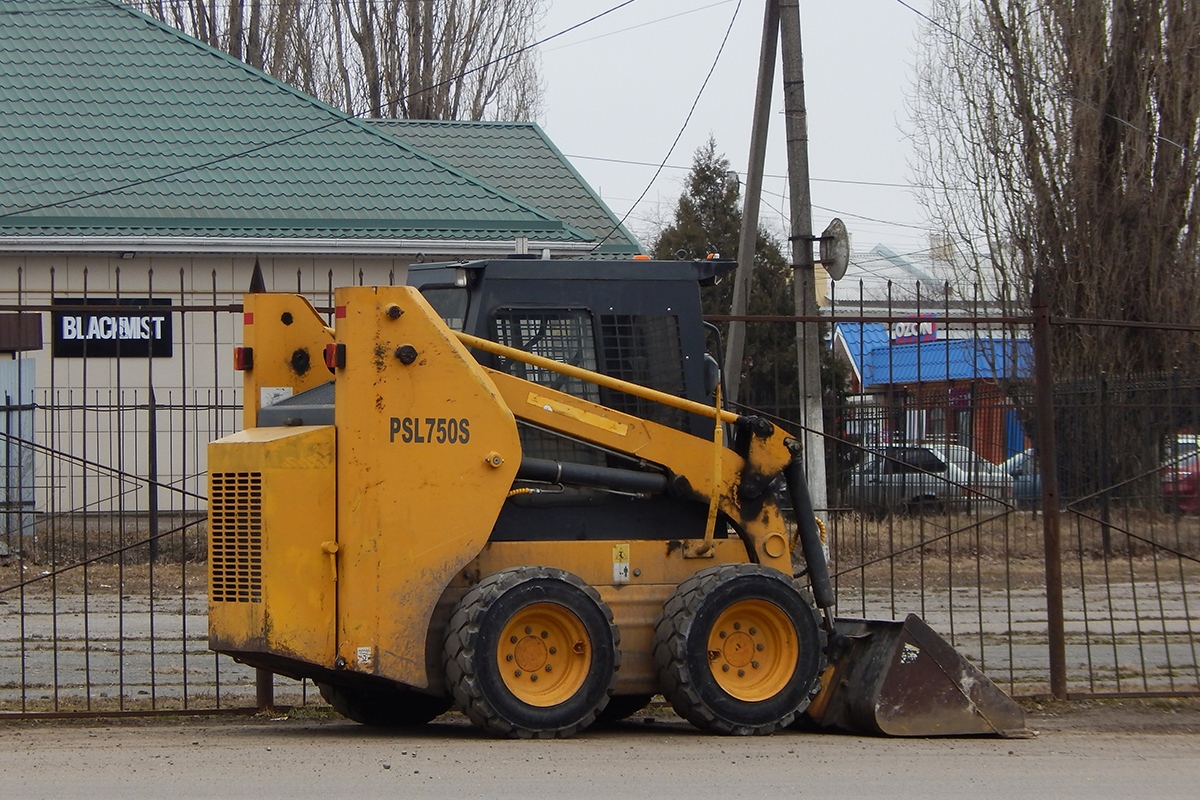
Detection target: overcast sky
<box><xmin>536</xmin><ymin>0</ymin><xmax>932</xmax><ymax>257</ymax></box>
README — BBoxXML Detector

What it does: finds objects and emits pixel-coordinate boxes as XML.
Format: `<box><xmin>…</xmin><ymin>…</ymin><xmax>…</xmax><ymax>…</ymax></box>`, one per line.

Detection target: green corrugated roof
<box><xmin>372</xmin><ymin>120</ymin><xmax>643</xmax><ymax>255</ymax></box>
<box><xmin>0</xmin><ymin>0</ymin><xmax>593</xmax><ymax>247</ymax></box>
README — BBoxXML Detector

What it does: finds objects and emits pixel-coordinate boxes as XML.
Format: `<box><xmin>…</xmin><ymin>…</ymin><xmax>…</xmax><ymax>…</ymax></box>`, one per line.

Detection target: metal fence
<box><xmin>816</xmin><ymin>282</ymin><xmax>1200</xmax><ymax>701</ymax></box>
<box><xmin>1</xmin><ymin>272</ymin><xmax>1198</xmax><ymax>718</ymax></box>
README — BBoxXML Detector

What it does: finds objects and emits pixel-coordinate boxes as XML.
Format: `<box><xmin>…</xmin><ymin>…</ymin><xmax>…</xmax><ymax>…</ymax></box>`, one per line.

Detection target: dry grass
<box><xmin>2</xmin><ymin>507</ymin><xmax>1197</xmax><ymax>598</ymax></box>
<box><xmin>0</xmin><ymin>562</ymin><xmax>207</xmax><ymax>597</ymax></box>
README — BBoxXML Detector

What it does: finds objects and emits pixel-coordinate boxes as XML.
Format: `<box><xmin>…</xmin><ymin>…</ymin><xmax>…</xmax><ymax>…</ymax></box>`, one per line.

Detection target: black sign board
<box><xmin>51</xmin><ymin>298</ymin><xmax>173</xmax><ymax>358</ymax></box>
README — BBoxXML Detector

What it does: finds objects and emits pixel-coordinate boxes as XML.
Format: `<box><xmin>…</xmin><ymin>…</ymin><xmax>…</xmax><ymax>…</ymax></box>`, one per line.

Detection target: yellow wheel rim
<box><xmin>497</xmin><ymin>602</ymin><xmax>591</xmax><ymax>707</ymax></box>
<box><xmin>706</xmin><ymin>599</ymin><xmax>798</xmax><ymax>702</ymax></box>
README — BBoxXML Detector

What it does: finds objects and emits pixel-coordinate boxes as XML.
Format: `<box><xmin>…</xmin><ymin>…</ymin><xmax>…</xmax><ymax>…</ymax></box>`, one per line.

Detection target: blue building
<box><xmin>833</xmin><ymin>321</ymin><xmax>1033</xmax><ymax>463</ymax></box>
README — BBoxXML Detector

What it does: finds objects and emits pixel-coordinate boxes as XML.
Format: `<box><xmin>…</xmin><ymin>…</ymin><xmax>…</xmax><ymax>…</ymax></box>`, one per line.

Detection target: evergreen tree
<box><xmin>651</xmin><ymin>139</ymin><xmax>799</xmax><ymax>420</ymax></box>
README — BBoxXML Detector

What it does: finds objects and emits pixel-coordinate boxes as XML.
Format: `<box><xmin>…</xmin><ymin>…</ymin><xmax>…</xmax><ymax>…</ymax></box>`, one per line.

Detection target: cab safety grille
<box><xmin>209</xmin><ymin>472</ymin><xmax>263</xmax><ymax>603</ymax></box>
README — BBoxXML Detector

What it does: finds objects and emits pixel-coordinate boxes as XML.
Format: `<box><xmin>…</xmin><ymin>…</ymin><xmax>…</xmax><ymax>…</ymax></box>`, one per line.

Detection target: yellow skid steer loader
<box><xmin>208</xmin><ymin>258</ymin><xmax>1027</xmax><ymax>738</ymax></box>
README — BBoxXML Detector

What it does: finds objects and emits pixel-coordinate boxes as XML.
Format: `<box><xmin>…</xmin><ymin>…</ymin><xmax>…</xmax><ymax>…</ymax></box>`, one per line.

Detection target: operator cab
<box><xmin>407</xmin><ymin>256</ymin><xmax>733</xmax><ymax>440</ymax></box>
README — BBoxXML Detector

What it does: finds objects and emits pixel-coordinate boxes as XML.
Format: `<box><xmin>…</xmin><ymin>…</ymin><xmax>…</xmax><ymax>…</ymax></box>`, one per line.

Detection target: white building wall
<box><xmin>0</xmin><ymin>252</ymin><xmax>414</xmax><ymax>521</ymax></box>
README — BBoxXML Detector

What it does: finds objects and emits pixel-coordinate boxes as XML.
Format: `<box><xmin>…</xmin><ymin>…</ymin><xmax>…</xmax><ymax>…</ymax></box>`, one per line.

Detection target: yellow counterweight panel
<box><xmin>332</xmin><ymin>286</ymin><xmax>521</xmax><ymax>689</ymax></box>
<box><xmin>239</xmin><ymin>293</ymin><xmax>335</xmax><ymax>430</ymax></box>
<box><xmin>207</xmin><ymin>425</ymin><xmax>337</xmax><ymax>666</ymax></box>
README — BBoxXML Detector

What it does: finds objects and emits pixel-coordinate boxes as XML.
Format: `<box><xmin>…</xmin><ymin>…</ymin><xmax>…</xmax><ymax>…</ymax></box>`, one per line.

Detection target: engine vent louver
<box><xmin>209</xmin><ymin>472</ymin><xmax>263</xmax><ymax>603</ymax></box>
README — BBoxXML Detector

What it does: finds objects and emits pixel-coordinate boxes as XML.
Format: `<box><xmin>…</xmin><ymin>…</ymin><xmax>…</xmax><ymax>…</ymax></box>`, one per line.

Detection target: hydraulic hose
<box><xmin>784</xmin><ymin>456</ymin><xmax>835</xmax><ymax>610</ymax></box>
<box><xmin>516</xmin><ymin>457</ymin><xmax>668</xmax><ymax>495</ymax></box>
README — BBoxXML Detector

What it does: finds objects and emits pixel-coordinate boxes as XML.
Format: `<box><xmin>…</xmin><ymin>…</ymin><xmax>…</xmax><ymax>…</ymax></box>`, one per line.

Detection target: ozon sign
<box><xmin>52</xmin><ymin>298</ymin><xmax>173</xmax><ymax>358</ymax></box>
<box><xmin>891</xmin><ymin>316</ymin><xmax>937</xmax><ymax>344</ymax></box>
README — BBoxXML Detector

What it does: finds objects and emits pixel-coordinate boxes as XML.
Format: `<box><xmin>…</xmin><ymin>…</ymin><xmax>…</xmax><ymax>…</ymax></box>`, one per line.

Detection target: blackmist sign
<box><xmin>51</xmin><ymin>298</ymin><xmax>173</xmax><ymax>358</ymax></box>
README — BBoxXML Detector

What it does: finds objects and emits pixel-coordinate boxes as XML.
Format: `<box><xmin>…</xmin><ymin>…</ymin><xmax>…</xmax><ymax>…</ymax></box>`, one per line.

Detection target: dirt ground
<box><xmin>1021</xmin><ymin>696</ymin><xmax>1200</xmax><ymax>735</ymax></box>
<box><xmin>4</xmin><ymin>695</ymin><xmax>1198</xmax><ymax>735</ymax></box>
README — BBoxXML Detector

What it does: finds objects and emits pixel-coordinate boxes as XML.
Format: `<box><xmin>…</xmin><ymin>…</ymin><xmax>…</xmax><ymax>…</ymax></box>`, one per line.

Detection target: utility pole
<box><xmin>778</xmin><ymin>1</ymin><xmax>828</xmax><ymax>515</ymax></box>
<box><xmin>724</xmin><ymin>0</ymin><xmax>779</xmax><ymax>404</ymax></box>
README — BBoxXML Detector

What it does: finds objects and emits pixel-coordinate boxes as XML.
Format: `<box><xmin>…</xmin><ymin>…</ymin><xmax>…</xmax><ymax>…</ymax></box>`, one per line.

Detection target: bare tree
<box><xmin>126</xmin><ymin>0</ymin><xmax>545</xmax><ymax>121</ymax></box>
<box><xmin>911</xmin><ymin>1</ymin><xmax>1200</xmax><ymax>497</ymax></box>
<box><xmin>912</xmin><ymin>1</ymin><xmax>1200</xmax><ymax>364</ymax></box>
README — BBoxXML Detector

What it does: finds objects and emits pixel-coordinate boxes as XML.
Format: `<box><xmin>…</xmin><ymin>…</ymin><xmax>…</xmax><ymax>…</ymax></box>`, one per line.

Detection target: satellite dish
<box><xmin>819</xmin><ymin>218</ymin><xmax>850</xmax><ymax>281</ymax></box>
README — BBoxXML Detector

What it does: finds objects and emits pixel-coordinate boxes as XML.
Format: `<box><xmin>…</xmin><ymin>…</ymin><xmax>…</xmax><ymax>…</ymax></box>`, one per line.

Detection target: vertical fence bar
<box><xmin>256</xmin><ymin>668</ymin><xmax>275</xmax><ymax>713</ymax></box>
<box><xmin>1032</xmin><ymin>273</ymin><xmax>1067</xmax><ymax>699</ymax></box>
<box><xmin>180</xmin><ymin>268</ymin><xmax>190</xmax><ymax>710</ymax></box>
<box><xmin>148</xmin><ymin>388</ymin><xmax>160</xmax><ymax>565</ymax></box>
<box><xmin>1098</xmin><ymin>374</ymin><xmax>1112</xmax><ymax>555</ymax></box>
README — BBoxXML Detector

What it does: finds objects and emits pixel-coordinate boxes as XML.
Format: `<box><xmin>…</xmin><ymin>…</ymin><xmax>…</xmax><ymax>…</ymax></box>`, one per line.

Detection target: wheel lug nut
<box><xmin>756</xmin><ymin>643</ymin><xmax>764</xmax><ymax>651</ymax></box>
<box><xmin>541</xmin><ymin>630</ymin><xmax>549</xmax><ymax>639</ymax></box>
<box><xmin>514</xmin><ymin>670</ymin><xmax>522</xmax><ymax>677</ymax></box>
<box><xmin>722</xmin><ymin>664</ymin><xmax>730</xmax><ymax>672</ymax></box>
<box><xmin>719</xmin><ymin>631</ymin><xmax>727</xmax><ymax>639</ymax></box>
<box><xmin>506</xmin><ymin>654</ymin><xmax>513</xmax><ymax>662</ymax></box>
<box><xmin>749</xmin><ymin>628</ymin><xmax>757</xmax><ymax>635</ymax></box>
<box><xmin>510</xmin><ymin>636</ymin><xmax>518</xmax><ymax>644</ymax></box>
<box><xmin>545</xmin><ymin>665</ymin><xmax>552</xmax><ymax>672</ymax></box>
<box><xmin>530</xmin><ymin>674</ymin><xmax>538</xmax><ymax>682</ymax></box>
<box><xmin>525</xmin><ymin>626</ymin><xmax>532</xmax><ymax>634</ymax></box>
<box><xmin>733</xmin><ymin>622</ymin><xmax>741</xmax><ymax>630</ymax></box>
<box><xmin>549</xmin><ymin>646</ymin><xmax>557</xmax><ymax>654</ymax></box>
<box><xmin>737</xmin><ymin>669</ymin><xmax>745</xmax><ymax>677</ymax></box>
<box><xmin>751</xmin><ymin>661</ymin><xmax>759</xmax><ymax>669</ymax></box>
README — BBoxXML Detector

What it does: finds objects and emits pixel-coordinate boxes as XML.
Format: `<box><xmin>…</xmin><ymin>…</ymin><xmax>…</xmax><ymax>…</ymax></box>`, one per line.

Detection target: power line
<box><xmin>593</xmin><ymin>0</ymin><xmax>744</xmax><ymax>250</ymax></box>
<box><xmin>565</xmin><ymin>153</ymin><xmax>923</xmax><ymax>189</ymax></box>
<box><xmin>541</xmin><ymin>0</ymin><xmax>735</xmax><ymax>52</ymax></box>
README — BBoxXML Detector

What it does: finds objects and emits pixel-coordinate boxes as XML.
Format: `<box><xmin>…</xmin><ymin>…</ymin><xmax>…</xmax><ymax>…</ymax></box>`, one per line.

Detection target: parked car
<box><xmin>1001</xmin><ymin>436</ymin><xmax>1199</xmax><ymax>513</ymax></box>
<box><xmin>1161</xmin><ymin>437</ymin><xmax>1200</xmax><ymax>514</ymax></box>
<box><xmin>1003</xmin><ymin>448</ymin><xmax>1040</xmax><ymax>509</ymax></box>
<box><xmin>844</xmin><ymin>444</ymin><xmax>1013</xmax><ymax>516</ymax></box>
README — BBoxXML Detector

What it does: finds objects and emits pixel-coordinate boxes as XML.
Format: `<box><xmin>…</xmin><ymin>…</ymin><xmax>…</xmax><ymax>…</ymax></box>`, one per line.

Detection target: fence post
<box><xmin>1032</xmin><ymin>272</ymin><xmax>1067</xmax><ymax>699</ymax></box>
<box><xmin>1098</xmin><ymin>373</ymin><xmax>1112</xmax><ymax>556</ymax></box>
<box><xmin>2</xmin><ymin>392</ymin><xmax>11</xmax><ymax>553</ymax></box>
<box><xmin>256</xmin><ymin>669</ymin><xmax>275</xmax><ymax>713</ymax></box>
<box><xmin>147</xmin><ymin>387</ymin><xmax>159</xmax><ymax>563</ymax></box>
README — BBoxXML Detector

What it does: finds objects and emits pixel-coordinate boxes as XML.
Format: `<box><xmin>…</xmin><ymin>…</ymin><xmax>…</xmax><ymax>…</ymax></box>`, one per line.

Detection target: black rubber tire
<box><xmin>317</xmin><ymin>682</ymin><xmax>451</xmax><ymax>727</ymax></box>
<box><xmin>653</xmin><ymin>563</ymin><xmax>824</xmax><ymax>736</ymax></box>
<box><xmin>595</xmin><ymin>693</ymin><xmax>654</xmax><ymax>723</ymax></box>
<box><xmin>443</xmin><ymin>566</ymin><xmax>619</xmax><ymax>739</ymax></box>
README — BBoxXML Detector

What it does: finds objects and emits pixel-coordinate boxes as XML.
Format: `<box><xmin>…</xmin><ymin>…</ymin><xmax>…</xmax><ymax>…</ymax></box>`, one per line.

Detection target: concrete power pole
<box><xmin>724</xmin><ymin>0</ymin><xmax>779</xmax><ymax>404</ymax></box>
<box><xmin>778</xmin><ymin>1</ymin><xmax>828</xmax><ymax>514</ymax></box>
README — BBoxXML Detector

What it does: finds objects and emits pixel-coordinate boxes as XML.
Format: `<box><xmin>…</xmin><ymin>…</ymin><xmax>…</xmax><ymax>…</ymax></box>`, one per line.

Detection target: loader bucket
<box><xmin>804</xmin><ymin>614</ymin><xmax>1031</xmax><ymax>737</ymax></box>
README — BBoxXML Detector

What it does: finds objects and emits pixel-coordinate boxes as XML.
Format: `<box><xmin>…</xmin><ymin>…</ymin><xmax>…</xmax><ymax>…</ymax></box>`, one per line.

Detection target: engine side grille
<box><xmin>209</xmin><ymin>471</ymin><xmax>263</xmax><ymax>603</ymax></box>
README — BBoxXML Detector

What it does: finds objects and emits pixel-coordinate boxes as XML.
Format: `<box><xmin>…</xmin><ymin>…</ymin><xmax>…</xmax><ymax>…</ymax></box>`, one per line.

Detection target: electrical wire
<box><xmin>541</xmin><ymin>0</ymin><xmax>735</xmax><ymax>52</ymax></box>
<box><xmin>592</xmin><ymin>0</ymin><xmax>743</xmax><ymax>250</ymax></box>
<box><xmin>566</xmin><ymin>153</ymin><xmax>924</xmax><ymax>189</ymax></box>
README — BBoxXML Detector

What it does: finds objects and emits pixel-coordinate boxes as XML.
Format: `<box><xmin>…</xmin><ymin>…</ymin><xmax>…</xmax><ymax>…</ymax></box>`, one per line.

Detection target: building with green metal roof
<box><xmin>0</xmin><ymin>0</ymin><xmax>640</xmax><ymax>259</ymax></box>
<box><xmin>370</xmin><ymin>120</ymin><xmax>642</xmax><ymax>257</ymax></box>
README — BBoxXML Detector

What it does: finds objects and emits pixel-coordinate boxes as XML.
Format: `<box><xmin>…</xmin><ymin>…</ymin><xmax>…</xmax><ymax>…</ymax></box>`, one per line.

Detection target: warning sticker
<box><xmin>356</xmin><ymin>646</ymin><xmax>373</xmax><ymax>667</ymax></box>
<box><xmin>612</xmin><ymin>543</ymin><xmax>631</xmax><ymax>584</ymax></box>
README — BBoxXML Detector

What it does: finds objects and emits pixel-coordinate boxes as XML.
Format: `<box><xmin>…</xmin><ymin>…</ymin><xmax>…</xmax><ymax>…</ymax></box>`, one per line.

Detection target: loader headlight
<box><xmin>454</xmin><ymin>268</ymin><xmax>470</xmax><ymax>288</ymax></box>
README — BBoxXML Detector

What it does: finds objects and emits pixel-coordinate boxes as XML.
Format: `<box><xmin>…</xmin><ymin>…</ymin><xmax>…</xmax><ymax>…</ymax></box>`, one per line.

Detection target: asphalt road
<box><xmin>2</xmin><ymin>708</ymin><xmax>1198</xmax><ymax>800</ymax></box>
